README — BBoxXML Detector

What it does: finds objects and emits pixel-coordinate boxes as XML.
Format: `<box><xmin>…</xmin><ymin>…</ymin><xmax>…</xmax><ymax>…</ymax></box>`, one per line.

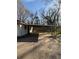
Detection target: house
<box><xmin>17</xmin><ymin>20</ymin><xmax>27</xmax><ymax>37</ymax></box>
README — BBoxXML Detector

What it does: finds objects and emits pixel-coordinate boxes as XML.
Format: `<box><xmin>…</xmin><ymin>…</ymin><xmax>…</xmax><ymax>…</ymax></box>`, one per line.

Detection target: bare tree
<box><xmin>17</xmin><ymin>0</ymin><xmax>30</xmax><ymax>23</ymax></box>
<box><xmin>30</xmin><ymin>12</ymin><xmax>40</xmax><ymax>25</ymax></box>
<box><xmin>40</xmin><ymin>8</ymin><xmax>59</xmax><ymax>26</ymax></box>
<box><xmin>40</xmin><ymin>0</ymin><xmax>61</xmax><ymax>26</ymax></box>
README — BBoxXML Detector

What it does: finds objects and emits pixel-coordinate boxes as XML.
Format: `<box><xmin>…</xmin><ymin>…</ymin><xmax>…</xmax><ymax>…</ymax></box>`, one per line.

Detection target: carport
<box><xmin>19</xmin><ymin>22</ymin><xmax>54</xmax><ymax>35</ymax></box>
<box><xmin>17</xmin><ymin>22</ymin><xmax>54</xmax><ymax>42</ymax></box>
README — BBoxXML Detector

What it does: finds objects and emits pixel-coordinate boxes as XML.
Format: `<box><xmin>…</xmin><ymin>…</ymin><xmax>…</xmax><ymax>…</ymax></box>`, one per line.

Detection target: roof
<box><xmin>17</xmin><ymin>20</ymin><xmax>54</xmax><ymax>27</ymax></box>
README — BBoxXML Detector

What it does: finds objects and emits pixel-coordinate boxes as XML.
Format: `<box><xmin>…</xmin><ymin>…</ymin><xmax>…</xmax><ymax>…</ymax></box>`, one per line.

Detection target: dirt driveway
<box><xmin>17</xmin><ymin>33</ymin><xmax>61</xmax><ymax>59</ymax></box>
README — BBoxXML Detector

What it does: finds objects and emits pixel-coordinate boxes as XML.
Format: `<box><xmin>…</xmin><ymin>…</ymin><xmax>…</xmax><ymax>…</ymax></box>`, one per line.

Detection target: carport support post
<box><xmin>51</xmin><ymin>26</ymin><xmax>52</xmax><ymax>35</ymax></box>
<box><xmin>27</xmin><ymin>25</ymin><xmax>30</xmax><ymax>35</ymax></box>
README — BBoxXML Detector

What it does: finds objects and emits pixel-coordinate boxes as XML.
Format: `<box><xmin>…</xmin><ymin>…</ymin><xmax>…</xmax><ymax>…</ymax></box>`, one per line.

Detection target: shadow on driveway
<box><xmin>17</xmin><ymin>33</ymin><xmax>39</xmax><ymax>42</ymax></box>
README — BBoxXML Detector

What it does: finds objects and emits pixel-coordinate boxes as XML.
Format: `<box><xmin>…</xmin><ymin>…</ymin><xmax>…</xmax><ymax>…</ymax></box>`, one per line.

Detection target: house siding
<box><xmin>17</xmin><ymin>25</ymin><xmax>27</xmax><ymax>37</ymax></box>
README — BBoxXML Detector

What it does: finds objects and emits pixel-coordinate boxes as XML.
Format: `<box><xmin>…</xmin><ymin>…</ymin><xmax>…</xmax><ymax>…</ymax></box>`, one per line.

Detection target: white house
<box><xmin>17</xmin><ymin>20</ymin><xmax>35</xmax><ymax>37</ymax></box>
<box><xmin>17</xmin><ymin>20</ymin><xmax>27</xmax><ymax>37</ymax></box>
